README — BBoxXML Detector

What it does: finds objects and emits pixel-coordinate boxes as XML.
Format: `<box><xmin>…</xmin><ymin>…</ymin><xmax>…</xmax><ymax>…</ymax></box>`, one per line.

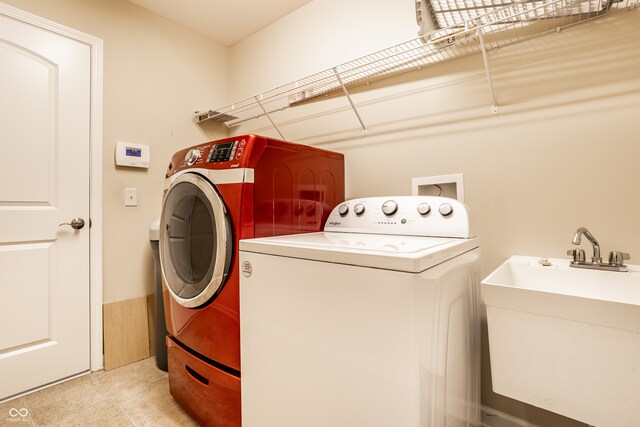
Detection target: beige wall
<box><xmin>3</xmin><ymin>0</ymin><xmax>230</xmax><ymax>303</ymax></box>
<box><xmin>229</xmin><ymin>1</ymin><xmax>640</xmax><ymax>425</ymax></box>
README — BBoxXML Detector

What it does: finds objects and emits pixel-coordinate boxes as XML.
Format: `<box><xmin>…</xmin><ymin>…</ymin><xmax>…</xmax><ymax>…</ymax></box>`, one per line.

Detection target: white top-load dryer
<box><xmin>239</xmin><ymin>196</ymin><xmax>480</xmax><ymax>427</ymax></box>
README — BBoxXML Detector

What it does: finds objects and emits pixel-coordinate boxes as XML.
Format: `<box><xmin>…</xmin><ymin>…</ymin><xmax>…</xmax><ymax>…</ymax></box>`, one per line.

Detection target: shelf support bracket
<box><xmin>255</xmin><ymin>95</ymin><xmax>285</xmax><ymax>140</ymax></box>
<box><xmin>477</xmin><ymin>27</ymin><xmax>499</xmax><ymax>114</ymax></box>
<box><xmin>333</xmin><ymin>67</ymin><xmax>367</xmax><ymax>135</ymax></box>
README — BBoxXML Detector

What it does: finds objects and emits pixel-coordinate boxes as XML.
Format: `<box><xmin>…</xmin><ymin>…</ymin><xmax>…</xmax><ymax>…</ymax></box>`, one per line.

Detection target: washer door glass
<box><xmin>160</xmin><ymin>173</ymin><xmax>233</xmax><ymax>308</ymax></box>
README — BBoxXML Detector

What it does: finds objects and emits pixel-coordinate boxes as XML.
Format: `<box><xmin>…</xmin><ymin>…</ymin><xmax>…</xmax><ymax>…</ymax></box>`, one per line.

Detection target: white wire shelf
<box><xmin>195</xmin><ymin>0</ymin><xmax>638</xmax><ymax>137</ymax></box>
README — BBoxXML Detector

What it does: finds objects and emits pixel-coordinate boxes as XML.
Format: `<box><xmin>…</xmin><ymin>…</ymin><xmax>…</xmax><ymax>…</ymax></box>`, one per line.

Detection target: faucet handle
<box><xmin>608</xmin><ymin>251</ymin><xmax>630</xmax><ymax>266</ymax></box>
<box><xmin>567</xmin><ymin>248</ymin><xmax>586</xmax><ymax>263</ymax></box>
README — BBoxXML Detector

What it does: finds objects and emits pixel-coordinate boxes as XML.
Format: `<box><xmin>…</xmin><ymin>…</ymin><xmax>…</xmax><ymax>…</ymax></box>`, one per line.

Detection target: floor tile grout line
<box><xmin>125</xmin><ymin>375</ymin><xmax>174</xmax><ymax>426</ymax></box>
<box><xmin>88</xmin><ymin>364</ymin><xmax>170</xmax><ymax>426</ymax></box>
<box><xmin>21</xmin><ymin>396</ymin><xmax>37</xmax><ymax>427</ymax></box>
<box><xmin>6</xmin><ymin>359</ymin><xmax>168</xmax><ymax>427</ymax></box>
<box><xmin>88</xmin><ymin>372</ymin><xmax>136</xmax><ymax>426</ymax></box>
<box><xmin>23</xmin><ymin>375</ymin><xmax>112</xmax><ymax>426</ymax></box>
<box><xmin>11</xmin><ymin>358</ymin><xmax>168</xmax><ymax>426</ymax></box>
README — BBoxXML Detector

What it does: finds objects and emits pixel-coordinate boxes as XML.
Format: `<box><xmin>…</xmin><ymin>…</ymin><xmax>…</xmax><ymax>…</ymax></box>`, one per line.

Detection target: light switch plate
<box><xmin>125</xmin><ymin>187</ymin><xmax>137</xmax><ymax>206</ymax></box>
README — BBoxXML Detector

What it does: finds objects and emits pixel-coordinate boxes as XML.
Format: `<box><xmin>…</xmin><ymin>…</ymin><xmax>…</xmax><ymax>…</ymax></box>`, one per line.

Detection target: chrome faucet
<box><xmin>571</xmin><ymin>227</ymin><xmax>601</xmax><ymax>263</ymax></box>
<box><xmin>567</xmin><ymin>226</ymin><xmax>630</xmax><ymax>272</ymax></box>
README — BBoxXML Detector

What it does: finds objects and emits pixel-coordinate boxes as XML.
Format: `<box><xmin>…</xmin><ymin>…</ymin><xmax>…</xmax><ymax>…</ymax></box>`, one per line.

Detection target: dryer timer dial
<box><xmin>185</xmin><ymin>148</ymin><xmax>200</xmax><ymax>165</ymax></box>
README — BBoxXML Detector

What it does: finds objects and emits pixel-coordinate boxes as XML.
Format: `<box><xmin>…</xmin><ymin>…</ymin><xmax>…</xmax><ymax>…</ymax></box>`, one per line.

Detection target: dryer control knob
<box><xmin>381</xmin><ymin>200</ymin><xmax>398</xmax><ymax>216</ymax></box>
<box><xmin>185</xmin><ymin>148</ymin><xmax>200</xmax><ymax>165</ymax></box>
<box><xmin>417</xmin><ymin>202</ymin><xmax>431</xmax><ymax>215</ymax></box>
<box><xmin>338</xmin><ymin>204</ymin><xmax>349</xmax><ymax>216</ymax></box>
<box><xmin>354</xmin><ymin>204</ymin><xmax>365</xmax><ymax>215</ymax></box>
<box><xmin>439</xmin><ymin>203</ymin><xmax>453</xmax><ymax>216</ymax></box>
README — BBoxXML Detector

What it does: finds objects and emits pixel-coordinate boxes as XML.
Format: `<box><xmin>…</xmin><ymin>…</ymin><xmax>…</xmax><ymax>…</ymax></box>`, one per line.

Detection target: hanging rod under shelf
<box><xmin>195</xmin><ymin>0</ymin><xmax>637</xmax><ymax>137</ymax></box>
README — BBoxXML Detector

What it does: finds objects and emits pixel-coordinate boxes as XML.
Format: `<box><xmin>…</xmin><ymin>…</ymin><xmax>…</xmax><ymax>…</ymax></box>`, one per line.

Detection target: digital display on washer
<box><xmin>208</xmin><ymin>141</ymin><xmax>237</xmax><ymax>162</ymax></box>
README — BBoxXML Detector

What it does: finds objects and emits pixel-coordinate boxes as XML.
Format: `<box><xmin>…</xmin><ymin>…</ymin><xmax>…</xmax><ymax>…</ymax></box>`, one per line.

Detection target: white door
<box><xmin>0</xmin><ymin>10</ymin><xmax>91</xmax><ymax>400</ymax></box>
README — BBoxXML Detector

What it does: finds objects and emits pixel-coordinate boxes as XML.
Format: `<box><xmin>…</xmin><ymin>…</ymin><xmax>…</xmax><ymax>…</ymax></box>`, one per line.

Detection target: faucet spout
<box><xmin>572</xmin><ymin>227</ymin><xmax>601</xmax><ymax>263</ymax></box>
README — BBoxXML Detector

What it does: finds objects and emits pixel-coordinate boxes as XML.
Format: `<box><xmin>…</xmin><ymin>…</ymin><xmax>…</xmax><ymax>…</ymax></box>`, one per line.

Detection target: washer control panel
<box><xmin>327</xmin><ymin>196</ymin><xmax>474</xmax><ymax>238</ymax></box>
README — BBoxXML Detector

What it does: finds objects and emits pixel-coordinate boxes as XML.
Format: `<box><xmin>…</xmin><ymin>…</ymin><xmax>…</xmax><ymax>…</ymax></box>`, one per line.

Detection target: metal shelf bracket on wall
<box><xmin>334</xmin><ymin>67</ymin><xmax>367</xmax><ymax>135</ymax></box>
<box><xmin>255</xmin><ymin>95</ymin><xmax>285</xmax><ymax>140</ymax></box>
<box><xmin>477</xmin><ymin>27</ymin><xmax>499</xmax><ymax>115</ymax></box>
<box><xmin>194</xmin><ymin>0</ymin><xmax>636</xmax><ymax>133</ymax></box>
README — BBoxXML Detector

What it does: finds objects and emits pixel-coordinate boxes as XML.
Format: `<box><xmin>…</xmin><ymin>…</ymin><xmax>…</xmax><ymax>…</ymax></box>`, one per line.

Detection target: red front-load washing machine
<box><xmin>159</xmin><ymin>134</ymin><xmax>344</xmax><ymax>426</ymax></box>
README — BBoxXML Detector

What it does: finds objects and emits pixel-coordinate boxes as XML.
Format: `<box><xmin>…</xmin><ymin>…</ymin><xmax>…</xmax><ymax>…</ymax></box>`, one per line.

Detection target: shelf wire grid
<box><xmin>196</xmin><ymin>0</ymin><xmax>636</xmax><ymax>128</ymax></box>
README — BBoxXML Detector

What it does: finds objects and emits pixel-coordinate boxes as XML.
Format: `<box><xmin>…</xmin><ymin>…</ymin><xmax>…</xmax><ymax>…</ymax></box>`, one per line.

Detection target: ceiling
<box><xmin>128</xmin><ymin>0</ymin><xmax>312</xmax><ymax>46</ymax></box>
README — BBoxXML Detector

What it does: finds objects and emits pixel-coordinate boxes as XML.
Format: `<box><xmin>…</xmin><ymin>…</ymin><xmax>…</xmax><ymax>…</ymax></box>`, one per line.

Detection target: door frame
<box><xmin>0</xmin><ymin>3</ymin><xmax>104</xmax><ymax>371</ymax></box>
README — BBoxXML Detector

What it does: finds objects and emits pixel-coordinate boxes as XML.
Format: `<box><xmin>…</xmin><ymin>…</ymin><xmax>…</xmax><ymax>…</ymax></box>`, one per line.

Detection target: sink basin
<box><xmin>482</xmin><ymin>255</ymin><xmax>640</xmax><ymax>427</ymax></box>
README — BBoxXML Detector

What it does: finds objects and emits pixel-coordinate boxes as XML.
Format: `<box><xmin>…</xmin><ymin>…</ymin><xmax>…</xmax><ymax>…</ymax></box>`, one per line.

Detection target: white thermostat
<box><xmin>115</xmin><ymin>141</ymin><xmax>150</xmax><ymax>168</ymax></box>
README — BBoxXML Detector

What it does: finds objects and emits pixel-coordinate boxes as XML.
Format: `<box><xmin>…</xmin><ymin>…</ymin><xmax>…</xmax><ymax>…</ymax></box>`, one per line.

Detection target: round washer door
<box><xmin>160</xmin><ymin>173</ymin><xmax>233</xmax><ymax>308</ymax></box>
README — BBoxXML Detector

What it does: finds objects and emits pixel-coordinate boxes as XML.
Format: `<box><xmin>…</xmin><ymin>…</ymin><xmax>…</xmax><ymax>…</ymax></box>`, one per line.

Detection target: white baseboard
<box><xmin>481</xmin><ymin>406</ymin><xmax>539</xmax><ymax>427</ymax></box>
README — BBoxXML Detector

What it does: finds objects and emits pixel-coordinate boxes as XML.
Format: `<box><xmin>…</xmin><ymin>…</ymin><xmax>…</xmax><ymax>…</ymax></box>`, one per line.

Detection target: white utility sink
<box><xmin>482</xmin><ymin>255</ymin><xmax>640</xmax><ymax>427</ymax></box>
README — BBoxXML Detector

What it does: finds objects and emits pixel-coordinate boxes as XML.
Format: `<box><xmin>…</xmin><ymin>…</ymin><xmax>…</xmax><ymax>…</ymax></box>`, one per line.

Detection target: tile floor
<box><xmin>0</xmin><ymin>357</ymin><xmax>198</xmax><ymax>426</ymax></box>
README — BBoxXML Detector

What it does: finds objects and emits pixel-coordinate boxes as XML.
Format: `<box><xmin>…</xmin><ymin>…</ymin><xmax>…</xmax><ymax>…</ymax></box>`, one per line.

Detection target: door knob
<box><xmin>59</xmin><ymin>217</ymin><xmax>85</xmax><ymax>230</ymax></box>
